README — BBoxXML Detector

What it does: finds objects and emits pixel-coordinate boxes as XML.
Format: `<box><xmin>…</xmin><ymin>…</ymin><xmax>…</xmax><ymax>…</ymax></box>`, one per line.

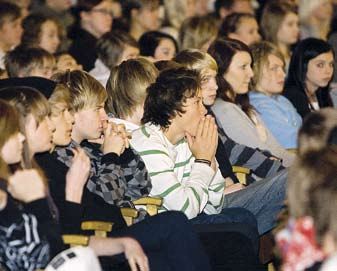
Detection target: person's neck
<box><xmin>322</xmin><ymin>232</ymin><xmax>337</xmax><ymax>257</ymax></box>
<box><xmin>162</xmin><ymin>123</ymin><xmax>185</xmax><ymax>145</ymax></box>
<box><xmin>46</xmin><ymin>0</ymin><xmax>65</xmax><ymax>12</ymax></box>
<box><xmin>71</xmin><ymin>130</ymin><xmax>84</xmax><ymax>145</ymax></box>
<box><xmin>29</xmin><ymin>147</ymin><xmax>36</xmax><ymax>161</ymax></box>
<box><xmin>277</xmin><ymin>42</ymin><xmax>290</xmax><ymax>61</ymax></box>
<box><xmin>255</xmin><ymin>87</ymin><xmax>272</xmax><ymax>97</ymax></box>
<box><xmin>129</xmin><ymin>23</ymin><xmax>145</xmax><ymax>41</ymax></box>
<box><xmin>124</xmin><ymin>108</ymin><xmax>143</xmax><ymax>126</ymax></box>
<box><xmin>305</xmin><ymin>81</ymin><xmax>318</xmax><ymax>96</ymax></box>
<box><xmin>222</xmin><ymin>89</ymin><xmax>236</xmax><ymax>102</ymax></box>
<box><xmin>0</xmin><ymin>41</ymin><xmax>11</xmax><ymax>53</ymax></box>
<box><xmin>124</xmin><ymin>115</ymin><xmax>140</xmax><ymax>126</ymax></box>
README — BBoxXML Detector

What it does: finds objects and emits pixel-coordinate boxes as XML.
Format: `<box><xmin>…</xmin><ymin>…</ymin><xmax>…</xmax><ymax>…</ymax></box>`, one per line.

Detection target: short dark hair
<box><xmin>5</xmin><ymin>47</ymin><xmax>54</xmax><ymax>77</ymax></box>
<box><xmin>73</xmin><ymin>0</ymin><xmax>105</xmax><ymax>24</ymax></box>
<box><xmin>139</xmin><ymin>31</ymin><xmax>178</xmax><ymax>57</ymax></box>
<box><xmin>122</xmin><ymin>0</ymin><xmax>159</xmax><ymax>21</ymax></box>
<box><xmin>0</xmin><ymin>2</ymin><xmax>21</xmax><ymax>29</ymax></box>
<box><xmin>76</xmin><ymin>0</ymin><xmax>104</xmax><ymax>12</ymax></box>
<box><xmin>141</xmin><ymin>67</ymin><xmax>200</xmax><ymax>128</ymax></box>
<box><xmin>218</xmin><ymin>12</ymin><xmax>256</xmax><ymax>38</ymax></box>
<box><xmin>214</xmin><ymin>0</ymin><xmax>235</xmax><ymax>18</ymax></box>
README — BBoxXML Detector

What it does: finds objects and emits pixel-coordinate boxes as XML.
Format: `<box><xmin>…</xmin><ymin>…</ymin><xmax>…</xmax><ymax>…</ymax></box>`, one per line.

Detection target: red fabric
<box><xmin>276</xmin><ymin>216</ymin><xmax>325</xmax><ymax>271</ymax></box>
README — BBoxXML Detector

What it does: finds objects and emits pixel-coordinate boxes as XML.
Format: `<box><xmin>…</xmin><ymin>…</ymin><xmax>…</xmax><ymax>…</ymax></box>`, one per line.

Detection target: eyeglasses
<box><xmin>90</xmin><ymin>8</ymin><xmax>114</xmax><ymax>17</ymax></box>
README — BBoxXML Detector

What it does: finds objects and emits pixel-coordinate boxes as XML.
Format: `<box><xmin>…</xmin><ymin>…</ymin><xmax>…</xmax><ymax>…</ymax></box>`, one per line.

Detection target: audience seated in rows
<box><xmin>0</xmin><ymin>81</ymin><xmax>211</xmax><ymax>271</ymax></box>
<box><xmin>208</xmin><ymin>38</ymin><xmax>295</xmax><ymax>166</ymax></box>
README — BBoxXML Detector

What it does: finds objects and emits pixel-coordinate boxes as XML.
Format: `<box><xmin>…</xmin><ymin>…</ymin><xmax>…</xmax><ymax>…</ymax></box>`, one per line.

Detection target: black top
<box><xmin>68</xmin><ymin>28</ymin><xmax>98</xmax><ymax>72</ymax></box>
<box><xmin>0</xmin><ymin>77</ymin><xmax>56</xmax><ymax>98</ymax></box>
<box><xmin>0</xmin><ymin>193</ymin><xmax>65</xmax><ymax>270</ymax></box>
<box><xmin>35</xmin><ymin>151</ymin><xmax>127</xmax><ymax>232</ymax></box>
<box><xmin>283</xmin><ymin>85</ymin><xmax>333</xmax><ymax>119</ymax></box>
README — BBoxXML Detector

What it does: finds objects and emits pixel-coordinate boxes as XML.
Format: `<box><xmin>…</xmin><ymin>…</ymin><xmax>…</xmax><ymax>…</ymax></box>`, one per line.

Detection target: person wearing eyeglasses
<box><xmin>68</xmin><ymin>0</ymin><xmax>114</xmax><ymax>71</ymax></box>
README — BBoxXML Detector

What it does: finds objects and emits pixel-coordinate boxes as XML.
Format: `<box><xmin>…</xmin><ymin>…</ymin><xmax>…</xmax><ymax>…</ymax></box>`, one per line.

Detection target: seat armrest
<box><xmin>62</xmin><ymin>234</ymin><xmax>90</xmax><ymax>247</ymax></box>
<box><xmin>232</xmin><ymin>166</ymin><xmax>251</xmax><ymax>185</ymax></box>
<box><xmin>81</xmin><ymin>221</ymin><xmax>113</xmax><ymax>237</ymax></box>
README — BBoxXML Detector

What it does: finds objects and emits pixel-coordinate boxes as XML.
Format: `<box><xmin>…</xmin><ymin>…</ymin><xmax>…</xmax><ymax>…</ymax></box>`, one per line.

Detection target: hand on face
<box><xmin>102</xmin><ymin>122</ymin><xmax>127</xmax><ymax>155</ymax></box>
<box><xmin>87</xmin><ymin>117</ymin><xmax>106</xmax><ymax>145</ymax></box>
<box><xmin>185</xmin><ymin>115</ymin><xmax>218</xmax><ymax>162</ymax></box>
<box><xmin>7</xmin><ymin>169</ymin><xmax>45</xmax><ymax>203</ymax></box>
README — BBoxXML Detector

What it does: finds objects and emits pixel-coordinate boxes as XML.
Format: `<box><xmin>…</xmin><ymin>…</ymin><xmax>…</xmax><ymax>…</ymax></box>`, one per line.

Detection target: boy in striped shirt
<box><xmin>131</xmin><ymin>67</ymin><xmax>287</xmax><ymax>235</ymax></box>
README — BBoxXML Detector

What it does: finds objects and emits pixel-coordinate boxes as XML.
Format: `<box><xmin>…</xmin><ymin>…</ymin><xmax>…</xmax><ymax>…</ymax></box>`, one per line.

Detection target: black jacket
<box><xmin>35</xmin><ymin>151</ymin><xmax>127</xmax><ymax>231</ymax></box>
<box><xmin>68</xmin><ymin>28</ymin><xmax>97</xmax><ymax>72</ymax></box>
<box><xmin>0</xmin><ymin>190</ymin><xmax>65</xmax><ymax>270</ymax></box>
<box><xmin>283</xmin><ymin>85</ymin><xmax>333</xmax><ymax>119</ymax></box>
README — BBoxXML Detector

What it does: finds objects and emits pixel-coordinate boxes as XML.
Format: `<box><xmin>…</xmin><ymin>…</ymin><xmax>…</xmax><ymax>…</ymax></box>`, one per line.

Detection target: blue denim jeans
<box><xmin>224</xmin><ymin>169</ymin><xmax>287</xmax><ymax>235</ymax></box>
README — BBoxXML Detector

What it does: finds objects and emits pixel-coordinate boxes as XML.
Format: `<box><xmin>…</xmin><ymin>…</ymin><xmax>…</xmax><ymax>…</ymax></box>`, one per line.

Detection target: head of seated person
<box><xmin>297</xmin><ymin>108</ymin><xmax>337</xmax><ymax>155</ymax></box>
<box><xmin>53</xmin><ymin>70</ymin><xmax>108</xmax><ymax>144</ymax></box>
<box><xmin>96</xmin><ymin>30</ymin><xmax>139</xmax><ymax>70</ymax></box>
<box><xmin>139</xmin><ymin>30</ymin><xmax>178</xmax><ymax>61</ymax></box>
<box><xmin>174</xmin><ymin>49</ymin><xmax>218</xmax><ymax>107</ymax></box>
<box><xmin>105</xmin><ymin>57</ymin><xmax>158</xmax><ymax>127</ymax></box>
<box><xmin>21</xmin><ymin>13</ymin><xmax>61</xmax><ymax>54</ymax></box>
<box><xmin>179</xmin><ymin>15</ymin><xmax>218</xmax><ymax>52</ymax></box>
<box><xmin>121</xmin><ymin>0</ymin><xmax>160</xmax><ymax>40</ymax></box>
<box><xmin>207</xmin><ymin>38</ymin><xmax>254</xmax><ymax>114</ymax></box>
<box><xmin>74</xmin><ymin>0</ymin><xmax>114</xmax><ymax>39</ymax></box>
<box><xmin>0</xmin><ymin>2</ymin><xmax>23</xmax><ymax>54</ymax></box>
<box><xmin>218</xmin><ymin>12</ymin><xmax>260</xmax><ymax>46</ymax></box>
<box><xmin>5</xmin><ymin>47</ymin><xmax>55</xmax><ymax>79</ymax></box>
<box><xmin>0</xmin><ymin>86</ymin><xmax>54</xmax><ymax>158</ymax></box>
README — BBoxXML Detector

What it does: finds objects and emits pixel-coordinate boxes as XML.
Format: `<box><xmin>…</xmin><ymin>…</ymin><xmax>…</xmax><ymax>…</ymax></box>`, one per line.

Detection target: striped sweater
<box><xmin>131</xmin><ymin>124</ymin><xmax>224</xmax><ymax>219</ymax></box>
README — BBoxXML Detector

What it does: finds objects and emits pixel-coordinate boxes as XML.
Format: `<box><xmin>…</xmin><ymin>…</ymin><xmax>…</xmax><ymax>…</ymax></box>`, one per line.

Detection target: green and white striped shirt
<box><xmin>131</xmin><ymin>124</ymin><xmax>225</xmax><ymax>219</ymax></box>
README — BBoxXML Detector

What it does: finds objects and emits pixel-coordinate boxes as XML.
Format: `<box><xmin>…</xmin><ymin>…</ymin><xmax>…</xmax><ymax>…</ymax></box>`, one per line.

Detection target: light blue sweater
<box><xmin>249</xmin><ymin>91</ymin><xmax>302</xmax><ymax>149</ymax></box>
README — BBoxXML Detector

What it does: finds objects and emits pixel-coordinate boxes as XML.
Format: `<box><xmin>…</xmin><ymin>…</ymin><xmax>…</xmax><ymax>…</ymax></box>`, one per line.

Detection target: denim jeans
<box><xmin>224</xmin><ymin>169</ymin><xmax>287</xmax><ymax>235</ymax></box>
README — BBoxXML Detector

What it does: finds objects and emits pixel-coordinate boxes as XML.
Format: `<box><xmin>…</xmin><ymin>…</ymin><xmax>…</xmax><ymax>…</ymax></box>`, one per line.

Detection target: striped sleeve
<box><xmin>220</xmin><ymin>132</ymin><xmax>284</xmax><ymax>178</ymax></box>
<box><xmin>131</xmin><ymin>125</ymin><xmax>223</xmax><ymax>219</ymax></box>
<box><xmin>203</xmin><ymin>166</ymin><xmax>225</xmax><ymax>215</ymax></box>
